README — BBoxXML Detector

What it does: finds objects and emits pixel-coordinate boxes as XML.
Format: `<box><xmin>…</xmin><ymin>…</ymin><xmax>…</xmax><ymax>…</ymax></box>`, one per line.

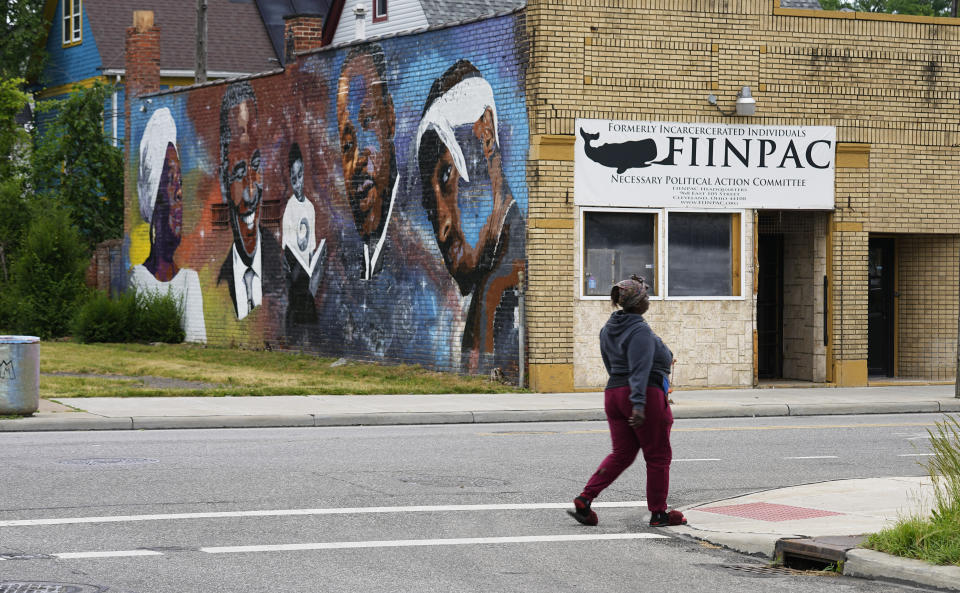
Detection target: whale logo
<box><xmin>580</xmin><ymin>128</ymin><xmax>673</xmax><ymax>173</ymax></box>
<box><xmin>0</xmin><ymin>360</ymin><xmax>14</xmax><ymax>380</ymax></box>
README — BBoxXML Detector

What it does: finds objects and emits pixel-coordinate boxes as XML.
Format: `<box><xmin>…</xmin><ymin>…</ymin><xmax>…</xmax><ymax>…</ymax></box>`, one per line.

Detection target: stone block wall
<box><xmin>527</xmin><ymin>0</ymin><xmax>960</xmax><ymax>389</ymax></box>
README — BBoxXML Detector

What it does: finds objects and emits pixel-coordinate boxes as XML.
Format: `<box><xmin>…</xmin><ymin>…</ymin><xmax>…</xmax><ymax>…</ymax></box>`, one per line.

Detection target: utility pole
<box><xmin>953</xmin><ymin>0</ymin><xmax>958</xmax><ymax>18</ymax></box>
<box><xmin>195</xmin><ymin>0</ymin><xmax>207</xmax><ymax>84</ymax></box>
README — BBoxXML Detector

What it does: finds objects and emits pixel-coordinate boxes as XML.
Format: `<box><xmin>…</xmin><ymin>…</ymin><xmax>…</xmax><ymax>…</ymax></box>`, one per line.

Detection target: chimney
<box><xmin>283</xmin><ymin>14</ymin><xmax>325</xmax><ymax>64</ymax></box>
<box><xmin>124</xmin><ymin>11</ymin><xmax>160</xmax><ymax>147</ymax></box>
<box><xmin>353</xmin><ymin>4</ymin><xmax>366</xmax><ymax>41</ymax></box>
<box><xmin>124</xmin><ymin>10</ymin><xmax>160</xmax><ymax>236</ymax></box>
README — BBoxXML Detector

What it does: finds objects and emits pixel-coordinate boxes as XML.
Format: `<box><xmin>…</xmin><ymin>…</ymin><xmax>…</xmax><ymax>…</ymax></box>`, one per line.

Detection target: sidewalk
<box><xmin>3</xmin><ymin>383</ymin><xmax>957</xmax><ymax>432</ymax></box>
<box><xmin>668</xmin><ymin>477</ymin><xmax>960</xmax><ymax>591</ymax></box>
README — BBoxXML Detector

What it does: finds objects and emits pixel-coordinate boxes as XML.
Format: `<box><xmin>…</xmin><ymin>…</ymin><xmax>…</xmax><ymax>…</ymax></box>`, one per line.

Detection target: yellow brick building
<box><xmin>524</xmin><ymin>0</ymin><xmax>960</xmax><ymax>392</ymax></box>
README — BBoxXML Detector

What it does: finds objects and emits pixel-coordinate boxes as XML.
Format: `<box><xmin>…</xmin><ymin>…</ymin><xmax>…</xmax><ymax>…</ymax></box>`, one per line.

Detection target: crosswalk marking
<box><xmin>54</xmin><ymin>550</ymin><xmax>164</xmax><ymax>559</ymax></box>
<box><xmin>0</xmin><ymin>501</ymin><xmax>648</xmax><ymax>528</ymax></box>
<box><xmin>200</xmin><ymin>533</ymin><xmax>669</xmax><ymax>554</ymax></box>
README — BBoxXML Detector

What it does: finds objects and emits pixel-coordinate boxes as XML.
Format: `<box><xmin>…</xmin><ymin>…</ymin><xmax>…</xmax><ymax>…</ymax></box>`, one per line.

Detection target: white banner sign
<box><xmin>574</xmin><ymin>119</ymin><xmax>836</xmax><ymax>209</ymax></box>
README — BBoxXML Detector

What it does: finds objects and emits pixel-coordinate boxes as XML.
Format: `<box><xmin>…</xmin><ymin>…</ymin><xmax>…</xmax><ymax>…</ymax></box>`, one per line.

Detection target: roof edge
<box><xmin>311</xmin><ymin>4</ymin><xmax>525</xmax><ymax>58</ymax></box>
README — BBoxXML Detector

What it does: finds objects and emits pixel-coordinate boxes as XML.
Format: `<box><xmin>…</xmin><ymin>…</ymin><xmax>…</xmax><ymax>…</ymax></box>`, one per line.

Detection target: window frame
<box><xmin>372</xmin><ymin>0</ymin><xmax>388</xmax><ymax>22</ymax></box>
<box><xmin>663</xmin><ymin>208</ymin><xmax>744</xmax><ymax>301</ymax></box>
<box><xmin>579</xmin><ymin>206</ymin><xmax>662</xmax><ymax>301</ymax></box>
<box><xmin>578</xmin><ymin>207</ymin><xmax>745</xmax><ymax>301</ymax></box>
<box><xmin>62</xmin><ymin>0</ymin><xmax>82</xmax><ymax>47</ymax></box>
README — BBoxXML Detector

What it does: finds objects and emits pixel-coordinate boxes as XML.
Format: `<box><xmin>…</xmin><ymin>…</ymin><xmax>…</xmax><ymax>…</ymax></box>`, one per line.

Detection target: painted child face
<box><xmin>290</xmin><ymin>158</ymin><xmax>304</xmax><ymax>200</ymax></box>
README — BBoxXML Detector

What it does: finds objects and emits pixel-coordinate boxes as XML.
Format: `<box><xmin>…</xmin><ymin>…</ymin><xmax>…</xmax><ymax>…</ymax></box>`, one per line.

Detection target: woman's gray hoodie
<box><xmin>600</xmin><ymin>310</ymin><xmax>673</xmax><ymax>411</ymax></box>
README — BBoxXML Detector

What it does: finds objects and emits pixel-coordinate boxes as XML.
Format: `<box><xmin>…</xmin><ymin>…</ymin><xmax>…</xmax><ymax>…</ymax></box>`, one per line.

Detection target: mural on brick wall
<box><xmin>125</xmin><ymin>15</ymin><xmax>528</xmax><ymax>379</ymax></box>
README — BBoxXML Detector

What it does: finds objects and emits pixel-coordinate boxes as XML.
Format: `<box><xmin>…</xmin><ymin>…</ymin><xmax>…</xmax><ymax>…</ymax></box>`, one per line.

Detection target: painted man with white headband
<box><xmin>416</xmin><ymin>60</ymin><xmax>526</xmax><ymax>377</ymax></box>
<box><xmin>130</xmin><ymin>107</ymin><xmax>206</xmax><ymax>343</ymax></box>
<box><xmin>336</xmin><ymin>44</ymin><xmax>397</xmax><ymax>281</ymax></box>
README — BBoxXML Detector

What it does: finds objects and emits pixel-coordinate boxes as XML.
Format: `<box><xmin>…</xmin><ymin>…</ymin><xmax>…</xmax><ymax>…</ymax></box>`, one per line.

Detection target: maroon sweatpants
<box><xmin>581</xmin><ymin>384</ymin><xmax>674</xmax><ymax>513</ymax></box>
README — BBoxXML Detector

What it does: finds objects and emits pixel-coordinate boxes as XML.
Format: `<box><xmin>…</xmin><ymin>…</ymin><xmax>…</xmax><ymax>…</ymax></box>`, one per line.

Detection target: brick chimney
<box><xmin>283</xmin><ymin>14</ymin><xmax>325</xmax><ymax>64</ymax></box>
<box><xmin>124</xmin><ymin>11</ymin><xmax>160</xmax><ymax>150</ymax></box>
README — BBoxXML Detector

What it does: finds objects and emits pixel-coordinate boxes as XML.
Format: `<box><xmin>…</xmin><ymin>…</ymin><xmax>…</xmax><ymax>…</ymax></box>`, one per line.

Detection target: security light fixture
<box><xmin>707</xmin><ymin>86</ymin><xmax>755</xmax><ymax>117</ymax></box>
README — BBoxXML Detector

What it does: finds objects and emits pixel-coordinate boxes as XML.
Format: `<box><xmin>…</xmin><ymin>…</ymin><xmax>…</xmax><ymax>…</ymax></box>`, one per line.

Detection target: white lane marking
<box><xmin>784</xmin><ymin>456</ymin><xmax>838</xmax><ymax>459</ymax></box>
<box><xmin>674</xmin><ymin>458</ymin><xmax>722</xmax><ymax>462</ymax></box>
<box><xmin>0</xmin><ymin>501</ymin><xmax>647</xmax><ymax>528</ymax></box>
<box><xmin>53</xmin><ymin>550</ymin><xmax>163</xmax><ymax>559</ymax></box>
<box><xmin>201</xmin><ymin>533</ymin><xmax>668</xmax><ymax>554</ymax></box>
<box><xmin>899</xmin><ymin>453</ymin><xmax>934</xmax><ymax>457</ymax></box>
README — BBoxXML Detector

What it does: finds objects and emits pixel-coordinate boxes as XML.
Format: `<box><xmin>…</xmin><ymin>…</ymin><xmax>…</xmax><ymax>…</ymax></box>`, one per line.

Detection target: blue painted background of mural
<box><xmin>125</xmin><ymin>14</ymin><xmax>528</xmax><ymax>379</ymax></box>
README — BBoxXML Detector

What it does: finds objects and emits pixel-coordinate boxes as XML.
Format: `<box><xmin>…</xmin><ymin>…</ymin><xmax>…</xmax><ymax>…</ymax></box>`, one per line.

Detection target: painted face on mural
<box><xmin>337</xmin><ymin>49</ymin><xmax>395</xmax><ymax>240</ymax></box>
<box><xmin>428</xmin><ymin>111</ymin><xmax>503</xmax><ymax>283</ymax></box>
<box><xmin>224</xmin><ymin>99</ymin><xmax>262</xmax><ymax>258</ymax></box>
<box><xmin>290</xmin><ymin>157</ymin><xmax>304</xmax><ymax>201</ymax></box>
<box><xmin>154</xmin><ymin>142</ymin><xmax>183</xmax><ymax>248</ymax></box>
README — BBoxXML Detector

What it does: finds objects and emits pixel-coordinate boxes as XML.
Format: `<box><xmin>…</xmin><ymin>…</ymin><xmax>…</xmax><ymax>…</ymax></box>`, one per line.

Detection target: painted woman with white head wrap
<box><xmin>129</xmin><ymin>107</ymin><xmax>207</xmax><ymax>343</ymax></box>
<box><xmin>416</xmin><ymin>60</ymin><xmax>526</xmax><ymax>377</ymax></box>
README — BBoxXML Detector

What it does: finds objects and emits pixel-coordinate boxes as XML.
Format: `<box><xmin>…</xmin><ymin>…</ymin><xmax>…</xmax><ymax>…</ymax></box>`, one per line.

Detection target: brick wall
<box><xmin>527</xmin><ymin>0</ymin><xmax>960</xmax><ymax>388</ymax></box>
<box><xmin>125</xmin><ymin>13</ymin><xmax>529</xmax><ymax>380</ymax></box>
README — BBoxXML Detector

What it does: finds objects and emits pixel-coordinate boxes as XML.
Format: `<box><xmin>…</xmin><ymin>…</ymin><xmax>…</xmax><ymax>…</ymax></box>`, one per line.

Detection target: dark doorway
<box><xmin>757</xmin><ymin>233</ymin><xmax>784</xmax><ymax>379</ymax></box>
<box><xmin>868</xmin><ymin>238</ymin><xmax>896</xmax><ymax>377</ymax></box>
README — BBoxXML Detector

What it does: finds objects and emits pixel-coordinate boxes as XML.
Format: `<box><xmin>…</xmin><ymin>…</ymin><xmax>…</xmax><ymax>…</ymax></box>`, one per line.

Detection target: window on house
<box><xmin>373</xmin><ymin>0</ymin><xmax>388</xmax><ymax>22</ymax></box>
<box><xmin>62</xmin><ymin>0</ymin><xmax>82</xmax><ymax>46</ymax></box>
<box><xmin>666</xmin><ymin>211</ymin><xmax>741</xmax><ymax>297</ymax></box>
<box><xmin>582</xmin><ymin>210</ymin><xmax>658</xmax><ymax>297</ymax></box>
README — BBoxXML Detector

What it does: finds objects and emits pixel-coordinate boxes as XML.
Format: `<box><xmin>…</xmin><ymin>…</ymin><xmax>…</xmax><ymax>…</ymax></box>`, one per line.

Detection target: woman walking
<box><xmin>568</xmin><ymin>275</ymin><xmax>686</xmax><ymax>527</ymax></box>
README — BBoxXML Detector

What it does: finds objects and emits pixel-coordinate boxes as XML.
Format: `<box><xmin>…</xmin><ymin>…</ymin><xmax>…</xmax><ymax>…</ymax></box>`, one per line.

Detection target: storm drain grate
<box><xmin>0</xmin><ymin>584</ymin><xmax>105</xmax><ymax>593</ymax></box>
<box><xmin>719</xmin><ymin>564</ymin><xmax>807</xmax><ymax>577</ymax></box>
<box><xmin>59</xmin><ymin>458</ymin><xmax>159</xmax><ymax>466</ymax></box>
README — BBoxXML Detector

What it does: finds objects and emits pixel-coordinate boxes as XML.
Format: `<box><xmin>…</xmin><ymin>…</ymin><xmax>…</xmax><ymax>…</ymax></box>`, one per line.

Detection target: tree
<box><xmin>1</xmin><ymin>0</ymin><xmax>47</xmax><ymax>81</ymax></box>
<box><xmin>33</xmin><ymin>82</ymin><xmax>124</xmax><ymax>249</ymax></box>
<box><xmin>0</xmin><ymin>78</ymin><xmax>32</xmax><ymax>283</ymax></box>
<box><xmin>819</xmin><ymin>0</ymin><xmax>952</xmax><ymax>15</ymax></box>
<box><xmin>8</xmin><ymin>201</ymin><xmax>89</xmax><ymax>338</ymax></box>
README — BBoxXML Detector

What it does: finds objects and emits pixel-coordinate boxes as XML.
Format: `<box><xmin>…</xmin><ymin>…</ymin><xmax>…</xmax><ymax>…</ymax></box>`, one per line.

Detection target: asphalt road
<box><xmin>0</xmin><ymin>412</ymin><xmax>949</xmax><ymax>593</ymax></box>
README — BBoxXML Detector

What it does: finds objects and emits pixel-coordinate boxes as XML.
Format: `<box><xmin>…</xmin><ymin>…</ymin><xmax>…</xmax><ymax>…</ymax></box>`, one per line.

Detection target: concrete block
<box><xmin>844</xmin><ymin>549</ymin><xmax>960</xmax><ymax>591</ymax></box>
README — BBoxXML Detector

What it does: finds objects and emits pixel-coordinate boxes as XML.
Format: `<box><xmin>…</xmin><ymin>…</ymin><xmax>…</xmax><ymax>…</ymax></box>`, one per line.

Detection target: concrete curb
<box><xmin>844</xmin><ymin>549</ymin><xmax>960</xmax><ymax>592</ymax></box>
<box><xmin>0</xmin><ymin>399</ymin><xmax>956</xmax><ymax>432</ymax></box>
<box><xmin>667</xmin><ymin>525</ymin><xmax>785</xmax><ymax>558</ymax></box>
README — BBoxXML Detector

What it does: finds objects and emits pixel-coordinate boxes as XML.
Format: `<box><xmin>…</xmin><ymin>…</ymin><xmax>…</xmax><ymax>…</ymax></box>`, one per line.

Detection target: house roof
<box><xmin>254</xmin><ymin>0</ymin><xmax>332</xmax><ymax>62</ymax></box>
<box><xmin>83</xmin><ymin>0</ymin><xmax>279</xmax><ymax>74</ymax></box>
<box><xmin>321</xmin><ymin>0</ymin><xmax>526</xmax><ymax>45</ymax></box>
<box><xmin>778</xmin><ymin>0</ymin><xmax>823</xmax><ymax>8</ymax></box>
<box><xmin>417</xmin><ymin>0</ymin><xmax>526</xmax><ymax>26</ymax></box>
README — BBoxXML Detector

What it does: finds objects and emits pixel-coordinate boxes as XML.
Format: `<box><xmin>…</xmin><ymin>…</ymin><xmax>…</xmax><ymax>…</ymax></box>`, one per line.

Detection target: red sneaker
<box><xmin>566</xmin><ymin>496</ymin><xmax>598</xmax><ymax>526</ymax></box>
<box><xmin>650</xmin><ymin>509</ymin><xmax>687</xmax><ymax>527</ymax></box>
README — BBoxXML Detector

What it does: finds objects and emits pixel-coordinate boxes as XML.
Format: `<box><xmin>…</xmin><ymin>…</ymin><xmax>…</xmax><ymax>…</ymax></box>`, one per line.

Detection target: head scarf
<box><xmin>414</xmin><ymin>76</ymin><xmax>499</xmax><ymax>184</ymax></box>
<box><xmin>138</xmin><ymin>108</ymin><xmax>178</xmax><ymax>223</ymax></box>
<box><xmin>615</xmin><ymin>275</ymin><xmax>649</xmax><ymax>310</ymax></box>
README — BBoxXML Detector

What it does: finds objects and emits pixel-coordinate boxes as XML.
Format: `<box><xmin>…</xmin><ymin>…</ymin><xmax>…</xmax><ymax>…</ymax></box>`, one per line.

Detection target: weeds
<box><xmin>864</xmin><ymin>415</ymin><xmax>960</xmax><ymax>566</ymax></box>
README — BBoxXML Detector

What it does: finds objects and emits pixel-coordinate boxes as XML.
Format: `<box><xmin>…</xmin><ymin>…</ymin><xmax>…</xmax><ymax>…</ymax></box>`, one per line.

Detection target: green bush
<box><xmin>136</xmin><ymin>289</ymin><xmax>185</xmax><ymax>344</ymax></box>
<box><xmin>71</xmin><ymin>287</ymin><xmax>184</xmax><ymax>344</ymax></box>
<box><xmin>8</xmin><ymin>204</ymin><xmax>89</xmax><ymax>339</ymax></box>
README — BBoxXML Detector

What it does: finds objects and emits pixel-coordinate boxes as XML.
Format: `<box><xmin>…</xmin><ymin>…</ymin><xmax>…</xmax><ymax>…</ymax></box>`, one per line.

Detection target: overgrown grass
<box><xmin>39</xmin><ymin>341</ymin><xmax>525</xmax><ymax>398</ymax></box>
<box><xmin>863</xmin><ymin>415</ymin><xmax>960</xmax><ymax>566</ymax></box>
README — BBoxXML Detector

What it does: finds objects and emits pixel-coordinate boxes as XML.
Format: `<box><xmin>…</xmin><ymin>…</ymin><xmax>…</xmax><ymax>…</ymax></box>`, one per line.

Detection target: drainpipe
<box><xmin>111</xmin><ymin>74</ymin><xmax>120</xmax><ymax>147</ymax></box>
<box><xmin>518</xmin><ymin>269</ymin><xmax>525</xmax><ymax>389</ymax></box>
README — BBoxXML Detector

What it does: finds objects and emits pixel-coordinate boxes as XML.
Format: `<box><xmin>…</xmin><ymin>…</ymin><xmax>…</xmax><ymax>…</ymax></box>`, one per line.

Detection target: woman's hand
<box><xmin>628</xmin><ymin>408</ymin><xmax>646</xmax><ymax>427</ymax></box>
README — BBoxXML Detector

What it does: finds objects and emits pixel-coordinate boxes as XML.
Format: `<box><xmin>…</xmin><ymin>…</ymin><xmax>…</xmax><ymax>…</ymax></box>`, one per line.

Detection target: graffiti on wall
<box><xmin>125</xmin><ymin>14</ymin><xmax>527</xmax><ymax>379</ymax></box>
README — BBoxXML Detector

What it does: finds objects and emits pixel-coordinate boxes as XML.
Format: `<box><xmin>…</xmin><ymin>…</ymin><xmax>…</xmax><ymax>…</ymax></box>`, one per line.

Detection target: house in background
<box><xmin>320</xmin><ymin>0</ymin><xmax>525</xmax><ymax>46</ymax></box>
<box><xmin>32</xmin><ymin>0</ymin><xmax>329</xmax><ymax>144</ymax></box>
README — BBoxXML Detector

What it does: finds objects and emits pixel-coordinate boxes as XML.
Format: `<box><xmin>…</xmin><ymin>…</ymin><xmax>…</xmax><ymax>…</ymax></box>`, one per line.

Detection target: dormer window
<box><xmin>372</xmin><ymin>0</ymin><xmax>387</xmax><ymax>22</ymax></box>
<box><xmin>62</xmin><ymin>0</ymin><xmax>82</xmax><ymax>46</ymax></box>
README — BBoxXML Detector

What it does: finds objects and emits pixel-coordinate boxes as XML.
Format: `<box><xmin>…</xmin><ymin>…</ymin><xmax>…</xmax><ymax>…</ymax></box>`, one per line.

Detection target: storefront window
<box><xmin>582</xmin><ymin>210</ymin><xmax>657</xmax><ymax>297</ymax></box>
<box><xmin>667</xmin><ymin>212</ymin><xmax>741</xmax><ymax>297</ymax></box>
